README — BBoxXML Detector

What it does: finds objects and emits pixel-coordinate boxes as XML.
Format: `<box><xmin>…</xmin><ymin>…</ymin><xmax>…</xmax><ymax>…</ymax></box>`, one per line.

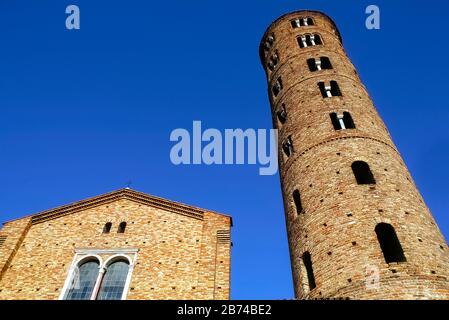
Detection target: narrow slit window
<box><xmin>117</xmin><ymin>222</ymin><xmax>127</xmax><ymax>234</ymax></box>
<box><xmin>302</xmin><ymin>252</ymin><xmax>316</xmax><ymax>291</ymax></box>
<box><xmin>352</xmin><ymin>161</ymin><xmax>376</xmax><ymax>185</ymax></box>
<box><xmin>293</xmin><ymin>189</ymin><xmax>304</xmax><ymax>214</ymax></box>
<box><xmin>272</xmin><ymin>77</ymin><xmax>283</xmax><ymax>97</ymax></box>
<box><xmin>375</xmin><ymin>223</ymin><xmax>407</xmax><ymax>263</ymax></box>
<box><xmin>282</xmin><ymin>136</ymin><xmax>294</xmax><ymax>157</ymax></box>
<box><xmin>277</xmin><ymin>104</ymin><xmax>287</xmax><ymax>125</ymax></box>
<box><xmin>103</xmin><ymin>222</ymin><xmax>112</xmax><ymax>234</ymax></box>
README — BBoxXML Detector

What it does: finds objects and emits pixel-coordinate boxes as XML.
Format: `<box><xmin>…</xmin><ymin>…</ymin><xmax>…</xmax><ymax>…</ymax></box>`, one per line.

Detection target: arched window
<box><xmin>277</xmin><ymin>104</ymin><xmax>287</xmax><ymax>125</ymax></box>
<box><xmin>297</xmin><ymin>34</ymin><xmax>322</xmax><ymax>48</ymax></box>
<box><xmin>319</xmin><ymin>81</ymin><xmax>341</xmax><ymax>98</ymax></box>
<box><xmin>293</xmin><ymin>189</ymin><xmax>304</xmax><ymax>214</ymax></box>
<box><xmin>291</xmin><ymin>17</ymin><xmax>314</xmax><ymax>28</ymax></box>
<box><xmin>65</xmin><ymin>259</ymin><xmax>100</xmax><ymax>300</ymax></box>
<box><xmin>97</xmin><ymin>260</ymin><xmax>130</xmax><ymax>300</ymax></box>
<box><xmin>267</xmin><ymin>51</ymin><xmax>279</xmax><ymax>71</ymax></box>
<box><xmin>302</xmin><ymin>251</ymin><xmax>316</xmax><ymax>291</ymax></box>
<box><xmin>307</xmin><ymin>57</ymin><xmax>333</xmax><ymax>72</ymax></box>
<box><xmin>352</xmin><ymin>161</ymin><xmax>376</xmax><ymax>185</ymax></box>
<box><xmin>272</xmin><ymin>77</ymin><xmax>283</xmax><ymax>97</ymax></box>
<box><xmin>117</xmin><ymin>222</ymin><xmax>127</xmax><ymax>234</ymax></box>
<box><xmin>282</xmin><ymin>136</ymin><xmax>294</xmax><ymax>158</ymax></box>
<box><xmin>375</xmin><ymin>223</ymin><xmax>406</xmax><ymax>263</ymax></box>
<box><xmin>103</xmin><ymin>222</ymin><xmax>112</xmax><ymax>234</ymax></box>
<box><xmin>263</xmin><ymin>33</ymin><xmax>275</xmax><ymax>52</ymax></box>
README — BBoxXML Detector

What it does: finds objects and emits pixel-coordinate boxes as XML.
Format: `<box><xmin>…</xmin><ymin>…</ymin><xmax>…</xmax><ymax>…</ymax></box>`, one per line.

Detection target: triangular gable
<box><xmin>29</xmin><ymin>189</ymin><xmax>209</xmax><ymax>224</ymax></box>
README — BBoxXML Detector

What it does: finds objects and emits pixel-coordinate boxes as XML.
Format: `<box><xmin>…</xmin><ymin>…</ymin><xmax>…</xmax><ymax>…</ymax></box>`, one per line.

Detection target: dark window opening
<box><xmin>117</xmin><ymin>222</ymin><xmax>127</xmax><ymax>234</ymax></box>
<box><xmin>320</xmin><ymin>57</ymin><xmax>332</xmax><ymax>69</ymax></box>
<box><xmin>343</xmin><ymin>112</ymin><xmax>355</xmax><ymax>129</ymax></box>
<box><xmin>103</xmin><ymin>222</ymin><xmax>112</xmax><ymax>234</ymax></box>
<box><xmin>330</xmin><ymin>112</ymin><xmax>341</xmax><ymax>130</ymax></box>
<box><xmin>302</xmin><ymin>252</ymin><xmax>316</xmax><ymax>290</ymax></box>
<box><xmin>263</xmin><ymin>34</ymin><xmax>275</xmax><ymax>52</ymax></box>
<box><xmin>297</xmin><ymin>34</ymin><xmax>322</xmax><ymax>48</ymax></box>
<box><xmin>272</xmin><ymin>77</ymin><xmax>283</xmax><ymax>97</ymax></box>
<box><xmin>293</xmin><ymin>189</ymin><xmax>304</xmax><ymax>214</ymax></box>
<box><xmin>291</xmin><ymin>17</ymin><xmax>314</xmax><ymax>28</ymax></box>
<box><xmin>375</xmin><ymin>223</ymin><xmax>407</xmax><ymax>263</ymax></box>
<box><xmin>267</xmin><ymin>52</ymin><xmax>279</xmax><ymax>71</ymax></box>
<box><xmin>282</xmin><ymin>136</ymin><xmax>294</xmax><ymax>157</ymax></box>
<box><xmin>277</xmin><ymin>104</ymin><xmax>287</xmax><ymax>125</ymax></box>
<box><xmin>307</xmin><ymin>57</ymin><xmax>333</xmax><ymax>72</ymax></box>
<box><xmin>318</xmin><ymin>81</ymin><xmax>341</xmax><ymax>98</ymax></box>
<box><xmin>352</xmin><ymin>161</ymin><xmax>376</xmax><ymax>185</ymax></box>
<box><xmin>313</xmin><ymin>34</ymin><xmax>322</xmax><ymax>45</ymax></box>
<box><xmin>307</xmin><ymin>58</ymin><xmax>317</xmax><ymax>71</ymax></box>
<box><xmin>330</xmin><ymin>112</ymin><xmax>356</xmax><ymax>130</ymax></box>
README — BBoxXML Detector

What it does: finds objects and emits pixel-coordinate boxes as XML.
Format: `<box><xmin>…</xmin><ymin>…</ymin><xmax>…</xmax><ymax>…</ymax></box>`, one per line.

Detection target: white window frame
<box><xmin>59</xmin><ymin>248</ymin><xmax>139</xmax><ymax>300</ymax></box>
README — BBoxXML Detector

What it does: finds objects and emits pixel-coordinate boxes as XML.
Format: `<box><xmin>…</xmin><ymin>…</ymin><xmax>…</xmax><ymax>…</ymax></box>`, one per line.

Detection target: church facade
<box><xmin>0</xmin><ymin>189</ymin><xmax>232</xmax><ymax>300</ymax></box>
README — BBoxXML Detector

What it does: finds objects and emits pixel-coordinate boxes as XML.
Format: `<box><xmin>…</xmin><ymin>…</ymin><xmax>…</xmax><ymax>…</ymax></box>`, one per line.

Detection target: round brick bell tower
<box><xmin>259</xmin><ymin>10</ymin><xmax>449</xmax><ymax>299</ymax></box>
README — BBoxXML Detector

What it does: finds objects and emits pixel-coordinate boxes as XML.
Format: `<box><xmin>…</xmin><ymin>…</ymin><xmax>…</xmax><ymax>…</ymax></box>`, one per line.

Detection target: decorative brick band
<box><xmin>273</xmin><ymin>73</ymin><xmax>368</xmax><ymax>111</ymax></box>
<box><xmin>0</xmin><ymin>235</ymin><xmax>7</xmax><ymax>247</ymax></box>
<box><xmin>281</xmin><ymin>135</ymin><xmax>399</xmax><ymax>179</ymax></box>
<box><xmin>31</xmin><ymin>189</ymin><xmax>205</xmax><ymax>224</ymax></box>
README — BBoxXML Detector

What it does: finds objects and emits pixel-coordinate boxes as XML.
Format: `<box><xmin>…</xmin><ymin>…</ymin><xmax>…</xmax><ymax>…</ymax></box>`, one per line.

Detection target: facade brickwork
<box><xmin>0</xmin><ymin>189</ymin><xmax>232</xmax><ymax>300</ymax></box>
<box><xmin>259</xmin><ymin>10</ymin><xmax>449</xmax><ymax>299</ymax></box>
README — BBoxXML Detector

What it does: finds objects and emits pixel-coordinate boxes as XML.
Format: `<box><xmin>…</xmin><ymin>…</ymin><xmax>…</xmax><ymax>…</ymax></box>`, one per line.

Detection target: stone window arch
<box><xmin>97</xmin><ymin>258</ymin><xmax>131</xmax><ymax>300</ymax></box>
<box><xmin>63</xmin><ymin>256</ymin><xmax>102</xmax><ymax>300</ymax></box>
<box><xmin>60</xmin><ymin>250</ymin><xmax>137</xmax><ymax>300</ymax></box>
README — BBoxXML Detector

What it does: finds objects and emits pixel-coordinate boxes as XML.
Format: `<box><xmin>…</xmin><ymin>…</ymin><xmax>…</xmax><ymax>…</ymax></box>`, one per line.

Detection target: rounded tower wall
<box><xmin>261</xmin><ymin>10</ymin><xmax>449</xmax><ymax>300</ymax></box>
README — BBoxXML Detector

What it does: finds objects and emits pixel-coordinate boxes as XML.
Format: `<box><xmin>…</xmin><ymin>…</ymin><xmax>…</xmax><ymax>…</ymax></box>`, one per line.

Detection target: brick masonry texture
<box><xmin>0</xmin><ymin>189</ymin><xmax>232</xmax><ymax>300</ymax></box>
<box><xmin>260</xmin><ymin>10</ymin><xmax>449</xmax><ymax>299</ymax></box>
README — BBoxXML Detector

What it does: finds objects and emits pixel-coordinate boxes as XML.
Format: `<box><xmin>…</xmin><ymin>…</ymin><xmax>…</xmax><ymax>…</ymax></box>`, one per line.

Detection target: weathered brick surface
<box><xmin>0</xmin><ymin>189</ymin><xmax>231</xmax><ymax>300</ymax></box>
<box><xmin>260</xmin><ymin>10</ymin><xmax>449</xmax><ymax>300</ymax></box>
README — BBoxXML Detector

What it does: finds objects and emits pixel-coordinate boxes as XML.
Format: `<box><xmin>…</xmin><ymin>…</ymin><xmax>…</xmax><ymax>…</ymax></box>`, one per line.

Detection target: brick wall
<box><xmin>260</xmin><ymin>10</ymin><xmax>449</xmax><ymax>299</ymax></box>
<box><xmin>0</xmin><ymin>189</ymin><xmax>232</xmax><ymax>300</ymax></box>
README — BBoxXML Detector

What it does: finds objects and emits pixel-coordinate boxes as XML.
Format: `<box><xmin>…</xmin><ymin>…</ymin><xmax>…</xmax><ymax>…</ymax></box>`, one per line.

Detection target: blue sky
<box><xmin>1</xmin><ymin>0</ymin><xmax>448</xmax><ymax>299</ymax></box>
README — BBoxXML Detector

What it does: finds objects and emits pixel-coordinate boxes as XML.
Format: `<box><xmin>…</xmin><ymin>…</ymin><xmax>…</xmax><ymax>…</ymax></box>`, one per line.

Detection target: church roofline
<box><xmin>2</xmin><ymin>188</ymin><xmax>232</xmax><ymax>226</ymax></box>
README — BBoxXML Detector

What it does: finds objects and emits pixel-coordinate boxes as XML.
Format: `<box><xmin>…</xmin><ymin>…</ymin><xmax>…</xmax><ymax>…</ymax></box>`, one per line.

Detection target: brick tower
<box><xmin>259</xmin><ymin>10</ymin><xmax>449</xmax><ymax>299</ymax></box>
